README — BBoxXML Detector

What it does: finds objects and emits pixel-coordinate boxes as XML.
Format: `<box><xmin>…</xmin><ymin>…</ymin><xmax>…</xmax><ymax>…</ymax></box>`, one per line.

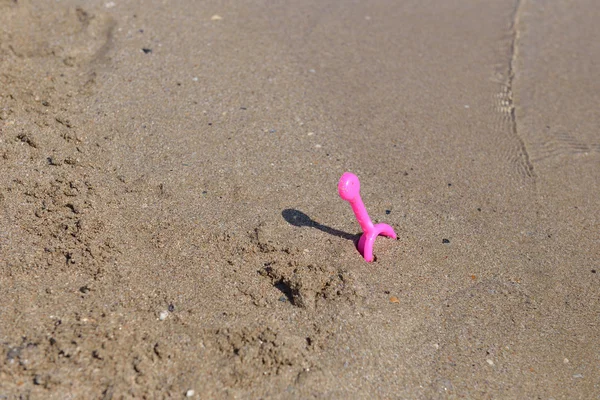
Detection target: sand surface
<box><xmin>1</xmin><ymin>0</ymin><xmax>599</xmax><ymax>398</ymax></box>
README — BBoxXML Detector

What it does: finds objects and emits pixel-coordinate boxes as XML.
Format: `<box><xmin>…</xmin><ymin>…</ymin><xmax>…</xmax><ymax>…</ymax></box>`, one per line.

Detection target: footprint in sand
<box><xmin>0</xmin><ymin>1</ymin><xmax>115</xmax><ymax>67</ymax></box>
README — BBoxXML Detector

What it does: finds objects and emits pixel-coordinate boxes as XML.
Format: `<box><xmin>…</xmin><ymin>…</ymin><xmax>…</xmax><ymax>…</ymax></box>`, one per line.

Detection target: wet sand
<box><xmin>1</xmin><ymin>0</ymin><xmax>599</xmax><ymax>398</ymax></box>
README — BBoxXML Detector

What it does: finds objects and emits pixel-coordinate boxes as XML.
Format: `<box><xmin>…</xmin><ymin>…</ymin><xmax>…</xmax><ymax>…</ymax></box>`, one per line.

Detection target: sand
<box><xmin>1</xmin><ymin>0</ymin><xmax>599</xmax><ymax>398</ymax></box>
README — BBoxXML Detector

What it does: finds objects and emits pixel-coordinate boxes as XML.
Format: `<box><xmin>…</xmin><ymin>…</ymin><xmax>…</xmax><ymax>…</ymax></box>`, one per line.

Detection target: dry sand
<box><xmin>1</xmin><ymin>0</ymin><xmax>599</xmax><ymax>398</ymax></box>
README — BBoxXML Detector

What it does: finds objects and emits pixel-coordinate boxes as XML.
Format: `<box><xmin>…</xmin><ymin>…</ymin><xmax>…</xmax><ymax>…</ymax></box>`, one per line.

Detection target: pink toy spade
<box><xmin>338</xmin><ymin>172</ymin><xmax>397</xmax><ymax>262</ymax></box>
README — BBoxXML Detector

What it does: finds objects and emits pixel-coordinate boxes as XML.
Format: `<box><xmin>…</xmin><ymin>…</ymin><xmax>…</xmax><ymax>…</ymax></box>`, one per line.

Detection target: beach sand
<box><xmin>1</xmin><ymin>0</ymin><xmax>599</xmax><ymax>398</ymax></box>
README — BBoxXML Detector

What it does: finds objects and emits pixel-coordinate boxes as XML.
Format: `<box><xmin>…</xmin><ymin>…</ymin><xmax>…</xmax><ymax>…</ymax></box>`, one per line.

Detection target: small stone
<box><xmin>573</xmin><ymin>373</ymin><xmax>583</xmax><ymax>379</ymax></box>
<box><xmin>442</xmin><ymin>238</ymin><xmax>450</xmax><ymax>244</ymax></box>
<box><xmin>389</xmin><ymin>296</ymin><xmax>400</xmax><ymax>303</ymax></box>
<box><xmin>142</xmin><ymin>48</ymin><xmax>152</xmax><ymax>54</ymax></box>
<box><xmin>6</xmin><ymin>347</ymin><xmax>20</xmax><ymax>361</ymax></box>
<box><xmin>159</xmin><ymin>311</ymin><xmax>169</xmax><ymax>321</ymax></box>
<box><xmin>168</xmin><ymin>304</ymin><xmax>175</xmax><ymax>312</ymax></box>
<box><xmin>486</xmin><ymin>359</ymin><xmax>494</xmax><ymax>366</ymax></box>
<box><xmin>186</xmin><ymin>389</ymin><xmax>195</xmax><ymax>397</ymax></box>
<box><xmin>211</xmin><ymin>14</ymin><xmax>222</xmax><ymax>21</ymax></box>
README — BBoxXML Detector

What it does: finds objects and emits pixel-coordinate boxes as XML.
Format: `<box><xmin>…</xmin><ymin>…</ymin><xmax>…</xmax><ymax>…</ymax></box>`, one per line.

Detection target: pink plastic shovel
<box><xmin>338</xmin><ymin>172</ymin><xmax>397</xmax><ymax>262</ymax></box>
